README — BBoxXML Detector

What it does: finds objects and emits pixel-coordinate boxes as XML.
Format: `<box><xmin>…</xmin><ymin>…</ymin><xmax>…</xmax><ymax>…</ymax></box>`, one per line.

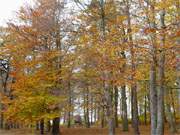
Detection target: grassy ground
<box><xmin>0</xmin><ymin>125</ymin><xmax>179</xmax><ymax>135</ymax></box>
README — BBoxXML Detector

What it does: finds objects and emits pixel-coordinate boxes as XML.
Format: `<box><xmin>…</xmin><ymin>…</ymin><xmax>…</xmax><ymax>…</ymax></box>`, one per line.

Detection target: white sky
<box><xmin>0</xmin><ymin>0</ymin><xmax>32</xmax><ymax>26</ymax></box>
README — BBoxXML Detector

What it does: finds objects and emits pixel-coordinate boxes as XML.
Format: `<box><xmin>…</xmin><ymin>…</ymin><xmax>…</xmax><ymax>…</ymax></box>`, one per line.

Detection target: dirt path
<box><xmin>0</xmin><ymin>129</ymin><xmax>35</xmax><ymax>135</ymax></box>
<box><xmin>0</xmin><ymin>126</ymin><xmax>179</xmax><ymax>135</ymax></box>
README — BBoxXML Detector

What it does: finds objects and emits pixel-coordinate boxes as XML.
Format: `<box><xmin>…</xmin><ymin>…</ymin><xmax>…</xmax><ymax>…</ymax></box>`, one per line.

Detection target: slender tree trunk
<box><xmin>131</xmin><ymin>85</ymin><xmax>140</xmax><ymax>135</ymax></box>
<box><xmin>83</xmin><ymin>87</ymin><xmax>90</xmax><ymax>128</ymax></box>
<box><xmin>150</xmin><ymin>57</ymin><xmax>157</xmax><ymax>134</ymax></box>
<box><xmin>144</xmin><ymin>95</ymin><xmax>147</xmax><ymax>125</ymax></box>
<box><xmin>170</xmin><ymin>90</ymin><xmax>176</xmax><ymax>122</ymax></box>
<box><xmin>47</xmin><ymin>120</ymin><xmax>51</xmax><ymax>132</ymax></box>
<box><xmin>150</xmin><ymin>62</ymin><xmax>157</xmax><ymax>135</ymax></box>
<box><xmin>114</xmin><ymin>86</ymin><xmax>119</xmax><ymax>128</ymax></box>
<box><xmin>156</xmin><ymin>9</ymin><xmax>166</xmax><ymax>135</ymax></box>
<box><xmin>105</xmin><ymin>86</ymin><xmax>115</xmax><ymax>135</ymax></box>
<box><xmin>94</xmin><ymin>106</ymin><xmax>97</xmax><ymax>123</ymax></box>
<box><xmin>100</xmin><ymin>106</ymin><xmax>105</xmax><ymax>128</ymax></box>
<box><xmin>165</xmin><ymin>87</ymin><xmax>177</xmax><ymax>134</ymax></box>
<box><xmin>63</xmin><ymin>113</ymin><xmax>66</xmax><ymax>124</ymax></box>
<box><xmin>148</xmin><ymin>0</ymin><xmax>158</xmax><ymax>134</ymax></box>
<box><xmin>53</xmin><ymin>1</ymin><xmax>63</xmax><ymax>133</ymax></box>
<box><xmin>52</xmin><ymin>117</ymin><xmax>60</xmax><ymax>135</ymax></box>
<box><xmin>0</xmin><ymin>62</ymin><xmax>9</xmax><ymax>130</ymax></box>
<box><xmin>99</xmin><ymin>0</ymin><xmax>115</xmax><ymax>134</ymax></box>
<box><xmin>5</xmin><ymin>122</ymin><xmax>10</xmax><ymax>130</ymax></box>
<box><xmin>131</xmin><ymin>88</ymin><xmax>134</xmax><ymax>127</ymax></box>
<box><xmin>0</xmin><ymin>112</ymin><xmax>3</xmax><ymax>129</ymax></box>
<box><xmin>175</xmin><ymin>0</ymin><xmax>180</xmax><ymax>119</ymax></box>
<box><xmin>156</xmin><ymin>58</ymin><xmax>165</xmax><ymax>135</ymax></box>
<box><xmin>67</xmin><ymin>80</ymin><xmax>71</xmax><ymax>128</ymax></box>
<box><xmin>67</xmin><ymin>112</ymin><xmax>71</xmax><ymax>128</ymax></box>
<box><xmin>177</xmin><ymin>69</ymin><xmax>180</xmax><ymax>116</ymax></box>
<box><xmin>90</xmin><ymin>96</ymin><xmax>93</xmax><ymax>125</ymax></box>
<box><xmin>121</xmin><ymin>85</ymin><xmax>128</xmax><ymax>131</ymax></box>
<box><xmin>85</xmin><ymin>87</ymin><xmax>90</xmax><ymax>128</ymax></box>
<box><xmin>36</xmin><ymin>121</ymin><xmax>40</xmax><ymax>130</ymax></box>
<box><xmin>121</xmin><ymin>27</ymin><xmax>128</xmax><ymax>131</ymax></box>
<box><xmin>166</xmin><ymin>103</ymin><xmax>177</xmax><ymax>134</ymax></box>
<box><xmin>126</xmin><ymin>0</ymin><xmax>139</xmax><ymax>133</ymax></box>
<box><xmin>86</xmin><ymin>96</ymin><xmax>90</xmax><ymax>128</ymax></box>
<box><xmin>147</xmin><ymin>87</ymin><xmax>151</xmax><ymax>124</ymax></box>
<box><xmin>40</xmin><ymin>119</ymin><xmax>44</xmax><ymax>135</ymax></box>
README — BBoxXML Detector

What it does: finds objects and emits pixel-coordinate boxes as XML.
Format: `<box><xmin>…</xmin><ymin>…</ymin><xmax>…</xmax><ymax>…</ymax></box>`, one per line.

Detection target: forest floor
<box><xmin>0</xmin><ymin>125</ymin><xmax>180</xmax><ymax>135</ymax></box>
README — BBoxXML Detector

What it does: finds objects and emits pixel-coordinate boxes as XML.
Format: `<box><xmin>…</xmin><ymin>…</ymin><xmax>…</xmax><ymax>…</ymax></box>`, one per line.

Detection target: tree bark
<box><xmin>166</xmin><ymin>104</ymin><xmax>177</xmax><ymax>134</ymax></box>
<box><xmin>84</xmin><ymin>87</ymin><xmax>90</xmax><ymax>128</ymax></box>
<box><xmin>114</xmin><ymin>86</ymin><xmax>119</xmax><ymax>128</ymax></box>
<box><xmin>175</xmin><ymin>0</ymin><xmax>180</xmax><ymax>119</ymax></box>
<box><xmin>131</xmin><ymin>85</ymin><xmax>140</xmax><ymax>135</ymax></box>
<box><xmin>105</xmin><ymin>86</ymin><xmax>115</xmax><ymax>135</ymax></box>
<box><xmin>90</xmin><ymin>96</ymin><xmax>93</xmax><ymax>125</ymax></box>
<box><xmin>40</xmin><ymin>119</ymin><xmax>44</xmax><ymax>135</ymax></box>
<box><xmin>47</xmin><ymin>120</ymin><xmax>51</xmax><ymax>132</ymax></box>
<box><xmin>0</xmin><ymin>112</ymin><xmax>3</xmax><ymax>129</ymax></box>
<box><xmin>165</xmin><ymin>88</ymin><xmax>177</xmax><ymax>134</ymax></box>
<box><xmin>99</xmin><ymin>0</ymin><xmax>115</xmax><ymax>134</ymax></box>
<box><xmin>52</xmin><ymin>117</ymin><xmax>60</xmax><ymax>135</ymax></box>
<box><xmin>149</xmin><ymin>48</ymin><xmax>157</xmax><ymax>135</ymax></box>
<box><xmin>121</xmin><ymin>85</ymin><xmax>128</xmax><ymax>131</ymax></box>
<box><xmin>126</xmin><ymin>0</ymin><xmax>139</xmax><ymax>133</ymax></box>
<box><xmin>67</xmin><ymin>80</ymin><xmax>72</xmax><ymax>128</ymax></box>
<box><xmin>148</xmin><ymin>0</ymin><xmax>158</xmax><ymax>134</ymax></box>
<box><xmin>156</xmin><ymin>9</ymin><xmax>166</xmax><ymax>135</ymax></box>
<box><xmin>36</xmin><ymin>121</ymin><xmax>39</xmax><ymax>130</ymax></box>
<box><xmin>100</xmin><ymin>106</ymin><xmax>105</xmax><ymax>128</ymax></box>
<box><xmin>144</xmin><ymin>95</ymin><xmax>147</xmax><ymax>125</ymax></box>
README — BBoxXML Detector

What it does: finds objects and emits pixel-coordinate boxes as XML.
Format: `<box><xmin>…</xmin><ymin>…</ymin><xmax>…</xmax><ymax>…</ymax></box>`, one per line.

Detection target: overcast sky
<box><xmin>0</xmin><ymin>0</ymin><xmax>32</xmax><ymax>26</ymax></box>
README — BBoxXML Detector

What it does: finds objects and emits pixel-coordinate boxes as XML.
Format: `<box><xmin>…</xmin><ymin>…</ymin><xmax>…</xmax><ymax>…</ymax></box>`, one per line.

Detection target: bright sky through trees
<box><xmin>0</xmin><ymin>0</ymin><xmax>32</xmax><ymax>25</ymax></box>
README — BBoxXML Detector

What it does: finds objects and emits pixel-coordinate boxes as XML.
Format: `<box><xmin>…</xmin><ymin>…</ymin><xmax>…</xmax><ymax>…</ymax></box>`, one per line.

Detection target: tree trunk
<box><xmin>84</xmin><ymin>87</ymin><xmax>90</xmax><ymax>128</ymax></box>
<box><xmin>156</xmin><ymin>55</ymin><xmax>165</xmax><ymax>135</ymax></box>
<box><xmin>144</xmin><ymin>95</ymin><xmax>147</xmax><ymax>125</ymax></box>
<box><xmin>67</xmin><ymin>80</ymin><xmax>72</xmax><ymax>128</ymax></box>
<box><xmin>85</xmin><ymin>98</ymin><xmax>90</xmax><ymax>128</ymax></box>
<box><xmin>126</xmin><ymin>0</ymin><xmax>139</xmax><ymax>133</ymax></box>
<box><xmin>0</xmin><ymin>112</ymin><xmax>3</xmax><ymax>129</ymax></box>
<box><xmin>105</xmin><ymin>86</ymin><xmax>115</xmax><ymax>135</ymax></box>
<box><xmin>100</xmin><ymin>106</ymin><xmax>105</xmax><ymax>128</ymax></box>
<box><xmin>36</xmin><ymin>121</ymin><xmax>39</xmax><ymax>130</ymax></box>
<box><xmin>148</xmin><ymin>1</ymin><xmax>157</xmax><ymax>134</ymax></box>
<box><xmin>52</xmin><ymin>117</ymin><xmax>60</xmax><ymax>135</ymax></box>
<box><xmin>149</xmin><ymin>52</ymin><xmax>157</xmax><ymax>135</ymax></box>
<box><xmin>67</xmin><ymin>112</ymin><xmax>71</xmax><ymax>128</ymax></box>
<box><xmin>94</xmin><ymin>107</ymin><xmax>97</xmax><ymax>123</ymax></box>
<box><xmin>121</xmin><ymin>85</ymin><xmax>128</xmax><ymax>131</ymax></box>
<box><xmin>165</xmin><ymin>94</ymin><xmax>177</xmax><ymax>134</ymax></box>
<box><xmin>131</xmin><ymin>85</ymin><xmax>140</xmax><ymax>135</ymax></box>
<box><xmin>156</xmin><ymin>9</ymin><xmax>166</xmax><ymax>135</ymax></box>
<box><xmin>114</xmin><ymin>86</ymin><xmax>119</xmax><ymax>128</ymax></box>
<box><xmin>90</xmin><ymin>96</ymin><xmax>93</xmax><ymax>125</ymax></box>
<box><xmin>170</xmin><ymin>90</ymin><xmax>176</xmax><ymax>122</ymax></box>
<box><xmin>175</xmin><ymin>0</ymin><xmax>180</xmax><ymax>117</ymax></box>
<box><xmin>131</xmin><ymin>88</ymin><xmax>134</xmax><ymax>127</ymax></box>
<box><xmin>5</xmin><ymin>122</ymin><xmax>10</xmax><ymax>130</ymax></box>
<box><xmin>63</xmin><ymin>113</ymin><xmax>66</xmax><ymax>124</ymax></box>
<box><xmin>40</xmin><ymin>119</ymin><xmax>44</xmax><ymax>135</ymax></box>
<box><xmin>47</xmin><ymin>120</ymin><xmax>51</xmax><ymax>132</ymax></box>
<box><xmin>99</xmin><ymin>0</ymin><xmax>115</xmax><ymax>134</ymax></box>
